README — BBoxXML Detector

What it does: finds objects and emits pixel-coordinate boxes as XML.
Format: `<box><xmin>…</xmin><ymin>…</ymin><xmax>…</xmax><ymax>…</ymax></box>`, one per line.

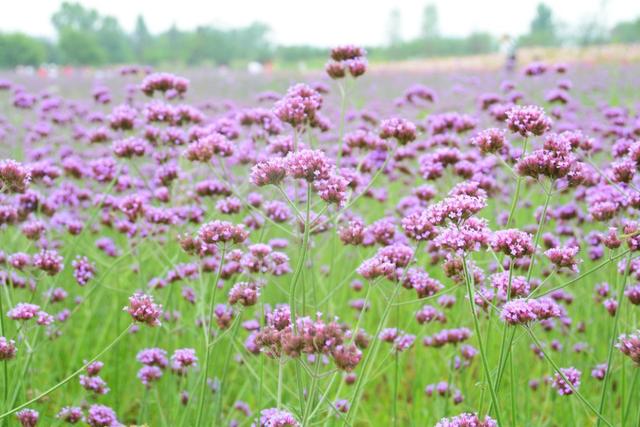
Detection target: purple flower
<box><xmin>250</xmin><ymin>157</ymin><xmax>287</xmax><ymax>186</ymax></box>
<box><xmin>617</xmin><ymin>332</ymin><xmax>640</xmax><ymax>365</ymax></box>
<box><xmin>228</xmin><ymin>282</ymin><xmax>261</xmax><ymax>306</ymax></box>
<box><xmin>171</xmin><ymin>348</ymin><xmax>198</xmax><ymax>374</ymax></box>
<box><xmin>425</xmin><ymin>194</ymin><xmax>486</xmax><ymax>226</ymax></box>
<box><xmin>545</xmin><ymin>245</ymin><xmax>581</xmax><ymax>272</ymax></box>
<box><xmin>401</xmin><ymin>209</ymin><xmax>437</xmax><ymax>241</ymax></box>
<box><xmin>470</xmin><ymin>128</ymin><xmax>506</xmax><ymax>154</ymax></box>
<box><xmin>7</xmin><ymin>303</ymin><xmax>40</xmax><ymax>321</ymax></box>
<box><xmin>137</xmin><ymin>365</ymin><xmax>163</xmax><ymax>387</ymax></box>
<box><xmin>273</xmin><ymin>83</ymin><xmax>323</xmax><ymax>128</ymax></box>
<box><xmin>124</xmin><ymin>292</ymin><xmax>162</xmax><ymax>327</ymax></box>
<box><xmin>505</xmin><ymin>105</ymin><xmax>552</xmax><ymax>137</ymax></box>
<box><xmin>137</xmin><ymin>348</ymin><xmax>169</xmax><ymax>368</ymax></box>
<box><xmin>393</xmin><ymin>333</ymin><xmax>416</xmax><ymax>353</ymax></box>
<box><xmin>501</xmin><ymin>298</ymin><xmax>562</xmax><ymax>325</ymax></box>
<box><xmin>0</xmin><ymin>336</ymin><xmax>17</xmax><ymax>360</ymax></box>
<box><xmin>0</xmin><ymin>159</ymin><xmax>31</xmax><ymax>193</ymax></box>
<box><xmin>330</xmin><ymin>45</ymin><xmax>366</xmax><ymax>61</ymax></box>
<box><xmin>72</xmin><ymin>256</ymin><xmax>96</xmax><ymax>286</ymax></box>
<box><xmin>140</xmin><ymin>72</ymin><xmax>189</xmax><ymax>97</ymax></box>
<box><xmin>435</xmin><ymin>412</ymin><xmax>497</xmax><ymax>427</ymax></box>
<box><xmin>552</xmin><ymin>367</ymin><xmax>581</xmax><ymax>395</ymax></box>
<box><xmin>379</xmin><ymin>117</ymin><xmax>417</xmax><ymax>145</ymax></box>
<box><xmin>490</xmin><ymin>229</ymin><xmax>534</xmax><ymax>258</ymax></box>
<box><xmin>16</xmin><ymin>409</ymin><xmax>39</xmax><ymax>427</ymax></box>
<box><xmin>57</xmin><ymin>406</ymin><xmax>83</xmax><ymax>424</ymax></box>
<box><xmin>285</xmin><ymin>149</ymin><xmax>332</xmax><ymax>182</ymax></box>
<box><xmin>79</xmin><ymin>374</ymin><xmax>110</xmax><ymax>395</ymax></box>
<box><xmin>198</xmin><ymin>220</ymin><xmax>248</xmax><ymax>245</ymax></box>
<box><xmin>314</xmin><ymin>174</ymin><xmax>349</xmax><ymax>206</ymax></box>
<box><xmin>591</xmin><ymin>363</ymin><xmax>607</xmax><ymax>380</ymax></box>
<box><xmin>259</xmin><ymin>408</ymin><xmax>300</xmax><ymax>426</ymax></box>
<box><xmin>33</xmin><ymin>249</ymin><xmax>64</xmax><ymax>275</ymax></box>
<box><xmin>86</xmin><ymin>404</ymin><xmax>122</xmax><ymax>427</ymax></box>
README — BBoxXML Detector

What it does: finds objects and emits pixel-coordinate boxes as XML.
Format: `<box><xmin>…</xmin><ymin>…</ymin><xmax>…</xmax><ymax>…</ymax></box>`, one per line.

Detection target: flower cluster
<box><xmin>500</xmin><ymin>298</ymin><xmax>563</xmax><ymax>325</ymax></box>
<box><xmin>124</xmin><ymin>292</ymin><xmax>162</xmax><ymax>327</ymax></box>
<box><xmin>325</xmin><ymin>44</ymin><xmax>367</xmax><ymax>79</ymax></box>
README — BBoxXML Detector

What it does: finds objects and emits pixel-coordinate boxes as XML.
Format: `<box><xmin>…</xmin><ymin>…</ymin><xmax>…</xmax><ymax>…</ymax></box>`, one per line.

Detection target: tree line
<box><xmin>1</xmin><ymin>2</ymin><xmax>640</xmax><ymax>69</ymax></box>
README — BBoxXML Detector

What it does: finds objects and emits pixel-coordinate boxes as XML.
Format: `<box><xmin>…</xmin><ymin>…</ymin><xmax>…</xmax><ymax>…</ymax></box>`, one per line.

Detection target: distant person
<box><xmin>500</xmin><ymin>34</ymin><xmax>517</xmax><ymax>73</ymax></box>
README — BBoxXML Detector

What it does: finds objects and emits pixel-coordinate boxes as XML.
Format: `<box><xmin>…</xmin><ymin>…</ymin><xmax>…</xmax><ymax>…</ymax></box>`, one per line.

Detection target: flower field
<box><xmin>0</xmin><ymin>48</ymin><xmax>639</xmax><ymax>426</ymax></box>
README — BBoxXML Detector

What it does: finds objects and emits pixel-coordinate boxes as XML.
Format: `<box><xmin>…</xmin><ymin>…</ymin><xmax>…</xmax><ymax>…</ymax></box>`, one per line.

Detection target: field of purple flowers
<box><xmin>0</xmin><ymin>47</ymin><xmax>639</xmax><ymax>426</ymax></box>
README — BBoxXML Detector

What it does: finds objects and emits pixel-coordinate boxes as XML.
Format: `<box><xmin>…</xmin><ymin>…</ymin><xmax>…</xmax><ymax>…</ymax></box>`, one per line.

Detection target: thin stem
<box><xmin>526</xmin><ymin>327</ymin><xmax>613</xmax><ymax>427</ymax></box>
<box><xmin>533</xmin><ymin>249</ymin><xmax>631</xmax><ymax>298</ymax></box>
<box><xmin>346</xmin><ymin>243</ymin><xmax>422</xmax><ymax>424</ymax></box>
<box><xmin>493</xmin><ymin>181</ymin><xmax>553</xmax><ymax>404</ymax></box>
<box><xmin>623</xmin><ymin>368</ymin><xmax>639</xmax><ymax>425</ymax></box>
<box><xmin>289</xmin><ymin>183</ymin><xmax>312</xmax><ymax>331</ymax></box>
<box><xmin>0</xmin><ymin>278</ymin><xmax>7</xmax><ymax>411</ymax></box>
<box><xmin>277</xmin><ymin>358</ymin><xmax>284</xmax><ymax>408</ymax></box>
<box><xmin>214</xmin><ymin>309</ymin><xmax>243</xmax><ymax>423</ymax></box>
<box><xmin>596</xmin><ymin>251</ymin><xmax>632</xmax><ymax>426</ymax></box>
<box><xmin>195</xmin><ymin>245</ymin><xmax>226</xmax><ymax>427</ymax></box>
<box><xmin>392</xmin><ymin>351</ymin><xmax>399</xmax><ymax>426</ymax></box>
<box><xmin>0</xmin><ymin>324</ymin><xmax>132</xmax><ymax>420</ymax></box>
<box><xmin>335</xmin><ymin>80</ymin><xmax>348</xmax><ymax>170</ymax></box>
<box><xmin>461</xmin><ymin>254</ymin><xmax>503</xmax><ymax>425</ymax></box>
<box><xmin>301</xmin><ymin>357</ymin><xmax>322</xmax><ymax>425</ymax></box>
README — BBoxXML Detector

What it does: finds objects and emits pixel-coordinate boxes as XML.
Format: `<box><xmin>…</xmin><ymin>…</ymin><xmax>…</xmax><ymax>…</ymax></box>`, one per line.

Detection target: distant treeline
<box><xmin>1</xmin><ymin>2</ymin><xmax>640</xmax><ymax>68</ymax></box>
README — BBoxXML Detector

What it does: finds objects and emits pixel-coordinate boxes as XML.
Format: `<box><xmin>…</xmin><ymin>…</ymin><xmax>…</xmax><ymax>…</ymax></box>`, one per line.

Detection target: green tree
<box><xmin>58</xmin><ymin>28</ymin><xmax>105</xmax><ymax>65</ymax></box>
<box><xmin>133</xmin><ymin>15</ymin><xmax>152</xmax><ymax>62</ymax></box>
<box><xmin>611</xmin><ymin>18</ymin><xmax>640</xmax><ymax>43</ymax></box>
<box><xmin>421</xmin><ymin>4</ymin><xmax>439</xmax><ymax>39</ymax></box>
<box><xmin>520</xmin><ymin>3</ymin><xmax>558</xmax><ymax>46</ymax></box>
<box><xmin>52</xmin><ymin>2</ymin><xmax>100</xmax><ymax>32</ymax></box>
<box><xmin>0</xmin><ymin>33</ymin><xmax>46</xmax><ymax>67</ymax></box>
<box><xmin>387</xmin><ymin>8</ymin><xmax>402</xmax><ymax>46</ymax></box>
<box><xmin>97</xmin><ymin>16</ymin><xmax>133</xmax><ymax>63</ymax></box>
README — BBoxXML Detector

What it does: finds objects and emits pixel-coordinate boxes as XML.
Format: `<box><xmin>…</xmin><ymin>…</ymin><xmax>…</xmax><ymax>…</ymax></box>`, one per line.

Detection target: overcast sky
<box><xmin>1</xmin><ymin>0</ymin><xmax>637</xmax><ymax>46</ymax></box>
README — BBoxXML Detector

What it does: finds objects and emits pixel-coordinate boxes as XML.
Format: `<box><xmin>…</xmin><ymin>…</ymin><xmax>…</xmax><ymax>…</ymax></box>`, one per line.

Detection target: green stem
<box><xmin>526</xmin><ymin>327</ymin><xmax>613</xmax><ymax>427</ymax></box>
<box><xmin>493</xmin><ymin>181</ymin><xmax>553</xmax><ymax>406</ymax></box>
<box><xmin>0</xmin><ymin>279</ymin><xmax>7</xmax><ymax>411</ymax></box>
<box><xmin>596</xmin><ymin>251</ymin><xmax>632</xmax><ymax>426</ymax></box>
<box><xmin>346</xmin><ymin>243</ymin><xmax>422</xmax><ymax>424</ymax></box>
<box><xmin>215</xmin><ymin>309</ymin><xmax>243</xmax><ymax>423</ymax></box>
<box><xmin>534</xmin><ymin>249</ymin><xmax>631</xmax><ymax>297</ymax></box>
<box><xmin>289</xmin><ymin>183</ymin><xmax>312</xmax><ymax>331</ymax></box>
<box><xmin>195</xmin><ymin>245</ymin><xmax>227</xmax><ymax>427</ymax></box>
<box><xmin>623</xmin><ymin>369</ymin><xmax>639</xmax><ymax>425</ymax></box>
<box><xmin>392</xmin><ymin>351</ymin><xmax>399</xmax><ymax>426</ymax></box>
<box><xmin>461</xmin><ymin>254</ymin><xmax>503</xmax><ymax>425</ymax></box>
<box><xmin>277</xmin><ymin>358</ymin><xmax>284</xmax><ymax>408</ymax></box>
<box><xmin>0</xmin><ymin>324</ymin><xmax>131</xmax><ymax>420</ymax></box>
<box><xmin>335</xmin><ymin>80</ymin><xmax>348</xmax><ymax>170</ymax></box>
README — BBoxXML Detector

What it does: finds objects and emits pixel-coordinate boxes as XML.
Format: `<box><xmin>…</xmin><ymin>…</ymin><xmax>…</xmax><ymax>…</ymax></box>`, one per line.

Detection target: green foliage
<box><xmin>611</xmin><ymin>18</ymin><xmax>640</xmax><ymax>43</ymax></box>
<box><xmin>421</xmin><ymin>4</ymin><xmax>440</xmax><ymax>39</ymax></box>
<box><xmin>58</xmin><ymin>28</ymin><xmax>105</xmax><ymax>66</ymax></box>
<box><xmin>370</xmin><ymin>33</ymin><xmax>498</xmax><ymax>61</ymax></box>
<box><xmin>519</xmin><ymin>2</ymin><xmax>558</xmax><ymax>47</ymax></box>
<box><xmin>0</xmin><ymin>33</ymin><xmax>47</xmax><ymax>67</ymax></box>
<box><xmin>1</xmin><ymin>1</ymin><xmax>640</xmax><ymax>69</ymax></box>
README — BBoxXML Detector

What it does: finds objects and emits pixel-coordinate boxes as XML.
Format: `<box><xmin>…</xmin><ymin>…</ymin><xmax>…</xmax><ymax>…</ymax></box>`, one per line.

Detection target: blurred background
<box><xmin>1</xmin><ymin>0</ymin><xmax>640</xmax><ymax>73</ymax></box>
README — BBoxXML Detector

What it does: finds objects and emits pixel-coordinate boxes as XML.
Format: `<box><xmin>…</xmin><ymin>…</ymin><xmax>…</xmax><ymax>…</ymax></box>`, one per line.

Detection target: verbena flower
<box><xmin>505</xmin><ymin>105</ymin><xmax>552</xmax><ymax>137</ymax></box>
<box><xmin>435</xmin><ymin>412</ymin><xmax>497</xmax><ymax>427</ymax></box>
<box><xmin>552</xmin><ymin>367</ymin><xmax>581</xmax><ymax>395</ymax></box>
<box><xmin>617</xmin><ymin>332</ymin><xmax>640</xmax><ymax>365</ymax></box>
<box><xmin>259</xmin><ymin>408</ymin><xmax>299</xmax><ymax>426</ymax></box>
<box><xmin>124</xmin><ymin>292</ymin><xmax>162</xmax><ymax>327</ymax></box>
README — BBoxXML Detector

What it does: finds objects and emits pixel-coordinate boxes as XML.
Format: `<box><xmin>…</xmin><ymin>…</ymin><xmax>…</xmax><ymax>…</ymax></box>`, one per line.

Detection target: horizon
<box><xmin>1</xmin><ymin>0</ymin><xmax>638</xmax><ymax>47</ymax></box>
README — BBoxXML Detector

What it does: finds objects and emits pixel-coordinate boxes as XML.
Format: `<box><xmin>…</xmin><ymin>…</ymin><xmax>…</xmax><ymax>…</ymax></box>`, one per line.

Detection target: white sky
<box><xmin>0</xmin><ymin>0</ymin><xmax>637</xmax><ymax>46</ymax></box>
